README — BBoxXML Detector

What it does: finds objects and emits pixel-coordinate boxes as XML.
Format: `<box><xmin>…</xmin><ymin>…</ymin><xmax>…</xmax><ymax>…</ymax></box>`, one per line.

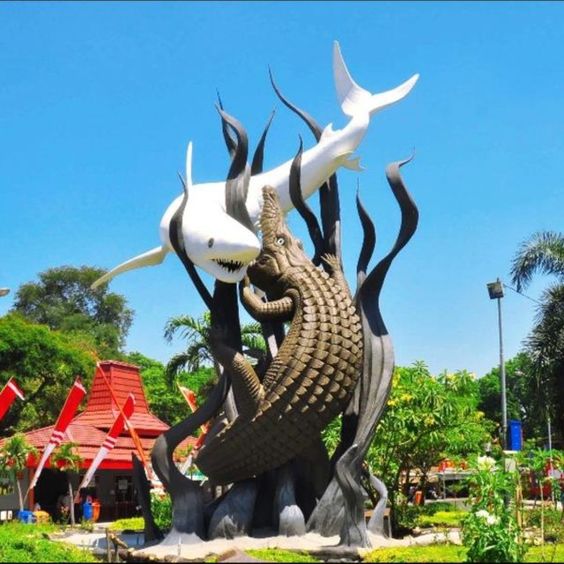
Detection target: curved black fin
<box><xmin>169</xmin><ymin>175</ymin><xmax>214</xmax><ymax>312</ymax></box>
<box><xmin>358</xmin><ymin>155</ymin><xmax>418</xmax><ymax>331</ymax></box>
<box><xmin>269</xmin><ymin>68</ymin><xmax>341</xmax><ymax>259</ymax></box>
<box><xmin>355</xmin><ymin>187</ymin><xmax>376</xmax><ymax>288</ymax></box>
<box><xmin>217</xmin><ymin>91</ymin><xmax>237</xmax><ymax>158</ymax></box>
<box><xmin>251</xmin><ymin>110</ymin><xmax>275</xmax><ymax>175</ymax></box>
<box><xmin>289</xmin><ymin>137</ymin><xmax>324</xmax><ymax>265</ymax></box>
<box><xmin>216</xmin><ymin>107</ymin><xmax>255</xmax><ymax>234</ymax></box>
<box><xmin>269</xmin><ymin>68</ymin><xmax>322</xmax><ymax>140</ymax></box>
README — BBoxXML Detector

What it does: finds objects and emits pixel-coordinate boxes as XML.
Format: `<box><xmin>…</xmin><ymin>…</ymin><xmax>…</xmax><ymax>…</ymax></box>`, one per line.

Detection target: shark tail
<box><xmin>333</xmin><ymin>41</ymin><xmax>419</xmax><ymax>118</ymax></box>
<box><xmin>91</xmin><ymin>245</ymin><xmax>169</xmax><ymax>289</ymax></box>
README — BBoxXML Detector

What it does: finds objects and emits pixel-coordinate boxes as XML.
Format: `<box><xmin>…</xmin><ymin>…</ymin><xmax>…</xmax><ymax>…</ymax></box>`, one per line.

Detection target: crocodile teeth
<box><xmin>212</xmin><ymin>259</ymin><xmax>244</xmax><ymax>273</ymax></box>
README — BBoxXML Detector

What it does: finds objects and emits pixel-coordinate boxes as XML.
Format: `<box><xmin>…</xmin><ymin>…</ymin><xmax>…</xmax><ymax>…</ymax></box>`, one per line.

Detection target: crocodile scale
<box><xmin>195</xmin><ymin>186</ymin><xmax>363</xmax><ymax>485</ymax></box>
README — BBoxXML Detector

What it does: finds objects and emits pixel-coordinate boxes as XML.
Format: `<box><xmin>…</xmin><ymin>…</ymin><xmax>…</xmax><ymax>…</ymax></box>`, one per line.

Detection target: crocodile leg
<box><xmin>321</xmin><ymin>253</ymin><xmax>350</xmax><ymax>292</ymax></box>
<box><xmin>240</xmin><ymin>282</ymin><xmax>294</xmax><ymax>322</ymax></box>
<box><xmin>210</xmin><ymin>336</ymin><xmax>264</xmax><ymax>421</ymax></box>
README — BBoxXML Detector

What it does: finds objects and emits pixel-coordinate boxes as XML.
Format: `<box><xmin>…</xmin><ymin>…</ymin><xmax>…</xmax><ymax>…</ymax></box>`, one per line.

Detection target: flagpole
<box><xmin>95</xmin><ymin>363</ymin><xmax>153</xmax><ymax>479</ymax></box>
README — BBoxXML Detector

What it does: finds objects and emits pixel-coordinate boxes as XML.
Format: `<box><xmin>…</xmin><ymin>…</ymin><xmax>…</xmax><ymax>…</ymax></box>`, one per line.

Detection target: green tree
<box><xmin>163</xmin><ymin>312</ymin><xmax>265</xmax><ymax>383</ymax></box>
<box><xmin>51</xmin><ymin>442</ymin><xmax>83</xmax><ymax>525</ymax></box>
<box><xmin>510</xmin><ymin>231</ymin><xmax>564</xmax><ymax>444</ymax></box>
<box><xmin>363</xmin><ymin>362</ymin><xmax>493</xmax><ymax>526</ymax></box>
<box><xmin>126</xmin><ymin>352</ymin><xmax>216</xmax><ymax>426</ymax></box>
<box><xmin>11</xmin><ymin>266</ymin><xmax>134</xmax><ymax>358</ymax></box>
<box><xmin>477</xmin><ymin>353</ymin><xmax>546</xmax><ymax>443</ymax></box>
<box><xmin>0</xmin><ymin>433</ymin><xmax>38</xmax><ymax>511</ymax></box>
<box><xmin>0</xmin><ymin>314</ymin><xmax>95</xmax><ymax>433</ymax></box>
<box><xmin>511</xmin><ymin>231</ymin><xmax>564</xmax><ymax>292</ymax></box>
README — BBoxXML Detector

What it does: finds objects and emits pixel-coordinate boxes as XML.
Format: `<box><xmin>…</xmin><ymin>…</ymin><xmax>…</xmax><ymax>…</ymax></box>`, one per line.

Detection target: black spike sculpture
<box><xmin>145</xmin><ymin>73</ymin><xmax>418</xmax><ymax>552</ymax></box>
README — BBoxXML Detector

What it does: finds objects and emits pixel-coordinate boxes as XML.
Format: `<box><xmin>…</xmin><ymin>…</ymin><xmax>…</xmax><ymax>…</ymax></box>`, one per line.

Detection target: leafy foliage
<box><xmin>150</xmin><ymin>490</ymin><xmax>172</xmax><ymax>532</ymax></box>
<box><xmin>365</xmin><ymin>362</ymin><xmax>493</xmax><ymax>528</ymax></box>
<box><xmin>0</xmin><ymin>433</ymin><xmax>38</xmax><ymax>511</ymax></box>
<box><xmin>510</xmin><ymin>230</ymin><xmax>564</xmax><ymax>443</ymax></box>
<box><xmin>0</xmin><ymin>314</ymin><xmax>95</xmax><ymax>433</ymax></box>
<box><xmin>461</xmin><ymin>455</ymin><xmax>527</xmax><ymax>563</ymax></box>
<box><xmin>51</xmin><ymin>442</ymin><xmax>83</xmax><ymax>525</ymax></box>
<box><xmin>0</xmin><ymin>522</ymin><xmax>97</xmax><ymax>563</ymax></box>
<box><xmin>108</xmin><ymin>516</ymin><xmax>144</xmax><ymax>531</ymax></box>
<box><xmin>245</xmin><ymin>549</ymin><xmax>320</xmax><ymax>562</ymax></box>
<box><xmin>163</xmin><ymin>311</ymin><xmax>265</xmax><ymax>384</ymax></box>
<box><xmin>127</xmin><ymin>352</ymin><xmax>216</xmax><ymax>425</ymax></box>
<box><xmin>11</xmin><ymin>265</ymin><xmax>134</xmax><ymax>358</ymax></box>
<box><xmin>477</xmin><ymin>353</ymin><xmax>546</xmax><ymax>443</ymax></box>
<box><xmin>363</xmin><ymin>544</ymin><xmax>465</xmax><ymax>563</ymax></box>
<box><xmin>511</xmin><ymin>231</ymin><xmax>564</xmax><ymax>293</ymax></box>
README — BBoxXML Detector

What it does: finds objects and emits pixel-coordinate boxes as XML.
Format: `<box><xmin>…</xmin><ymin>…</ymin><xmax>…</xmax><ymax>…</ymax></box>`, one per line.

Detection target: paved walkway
<box><xmin>56</xmin><ymin>527</ymin><xmax>462</xmax><ymax>561</ymax></box>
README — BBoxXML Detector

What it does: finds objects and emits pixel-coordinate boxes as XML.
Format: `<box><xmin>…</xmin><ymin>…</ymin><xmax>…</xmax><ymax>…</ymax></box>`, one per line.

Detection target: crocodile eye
<box><xmin>208</xmin><ymin>238</ymin><xmax>214</xmax><ymax>248</ymax></box>
<box><xmin>275</xmin><ymin>237</ymin><xmax>285</xmax><ymax>246</ymax></box>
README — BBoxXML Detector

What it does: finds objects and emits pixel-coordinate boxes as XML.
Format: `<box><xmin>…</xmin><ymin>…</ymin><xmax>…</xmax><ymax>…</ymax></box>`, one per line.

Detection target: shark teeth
<box><xmin>213</xmin><ymin>259</ymin><xmax>244</xmax><ymax>273</ymax></box>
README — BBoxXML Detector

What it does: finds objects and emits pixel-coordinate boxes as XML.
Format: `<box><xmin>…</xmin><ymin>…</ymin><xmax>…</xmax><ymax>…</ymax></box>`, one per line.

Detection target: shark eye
<box><xmin>208</xmin><ymin>238</ymin><xmax>214</xmax><ymax>248</ymax></box>
<box><xmin>275</xmin><ymin>237</ymin><xmax>285</xmax><ymax>246</ymax></box>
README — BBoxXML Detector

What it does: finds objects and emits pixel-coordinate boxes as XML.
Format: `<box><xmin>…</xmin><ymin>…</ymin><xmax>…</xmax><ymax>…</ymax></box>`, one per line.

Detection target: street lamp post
<box><xmin>487</xmin><ymin>278</ymin><xmax>507</xmax><ymax>450</ymax></box>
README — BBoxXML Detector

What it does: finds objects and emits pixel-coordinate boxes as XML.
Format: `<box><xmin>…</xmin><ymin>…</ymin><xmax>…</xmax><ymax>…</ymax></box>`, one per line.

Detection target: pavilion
<box><xmin>0</xmin><ymin>360</ymin><xmax>196</xmax><ymax>521</ymax></box>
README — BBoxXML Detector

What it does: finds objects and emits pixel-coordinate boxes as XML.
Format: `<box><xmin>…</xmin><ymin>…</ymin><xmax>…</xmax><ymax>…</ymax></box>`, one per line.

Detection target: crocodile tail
<box><xmin>333</xmin><ymin>41</ymin><xmax>419</xmax><ymax>118</ymax></box>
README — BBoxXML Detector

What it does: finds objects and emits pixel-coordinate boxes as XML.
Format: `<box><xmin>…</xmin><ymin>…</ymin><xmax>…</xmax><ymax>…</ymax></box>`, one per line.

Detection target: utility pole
<box><xmin>487</xmin><ymin>278</ymin><xmax>507</xmax><ymax>449</ymax></box>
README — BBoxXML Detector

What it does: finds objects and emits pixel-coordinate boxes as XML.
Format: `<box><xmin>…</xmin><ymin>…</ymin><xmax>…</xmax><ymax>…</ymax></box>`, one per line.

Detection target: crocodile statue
<box><xmin>195</xmin><ymin>185</ymin><xmax>363</xmax><ymax>485</ymax></box>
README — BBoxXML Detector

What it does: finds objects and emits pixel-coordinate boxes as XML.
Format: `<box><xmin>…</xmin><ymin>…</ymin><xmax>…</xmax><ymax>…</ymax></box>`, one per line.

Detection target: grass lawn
<box><xmin>362</xmin><ymin>543</ymin><xmax>564</xmax><ymax>563</ymax></box>
<box><xmin>0</xmin><ymin>522</ymin><xmax>98</xmax><ymax>563</ymax></box>
<box><xmin>108</xmin><ymin>516</ymin><xmax>144</xmax><ymax>531</ymax></box>
<box><xmin>417</xmin><ymin>510</ymin><xmax>466</xmax><ymax>528</ymax></box>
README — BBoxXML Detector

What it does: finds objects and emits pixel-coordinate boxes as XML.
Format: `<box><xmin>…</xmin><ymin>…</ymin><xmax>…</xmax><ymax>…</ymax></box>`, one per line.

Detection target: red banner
<box><xmin>104</xmin><ymin>393</ymin><xmax>135</xmax><ymax>448</ymax></box>
<box><xmin>28</xmin><ymin>378</ymin><xmax>86</xmax><ymax>491</ymax></box>
<box><xmin>77</xmin><ymin>393</ymin><xmax>135</xmax><ymax>492</ymax></box>
<box><xmin>0</xmin><ymin>378</ymin><xmax>25</xmax><ymax>422</ymax></box>
<box><xmin>178</xmin><ymin>384</ymin><xmax>210</xmax><ymax>448</ymax></box>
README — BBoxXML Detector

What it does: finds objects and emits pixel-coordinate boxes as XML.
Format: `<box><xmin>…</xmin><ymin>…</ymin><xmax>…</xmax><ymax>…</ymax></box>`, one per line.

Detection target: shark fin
<box><xmin>338</xmin><ymin>151</ymin><xmax>363</xmax><ymax>171</ymax></box>
<box><xmin>333</xmin><ymin>41</ymin><xmax>419</xmax><ymax>118</ymax></box>
<box><xmin>319</xmin><ymin>123</ymin><xmax>337</xmax><ymax>143</ymax></box>
<box><xmin>91</xmin><ymin>245</ymin><xmax>169</xmax><ymax>289</ymax></box>
<box><xmin>185</xmin><ymin>141</ymin><xmax>193</xmax><ymax>192</ymax></box>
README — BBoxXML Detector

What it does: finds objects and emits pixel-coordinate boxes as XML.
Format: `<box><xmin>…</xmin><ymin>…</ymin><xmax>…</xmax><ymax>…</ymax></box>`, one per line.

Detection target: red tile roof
<box><xmin>7</xmin><ymin>361</ymin><xmax>197</xmax><ymax>470</ymax></box>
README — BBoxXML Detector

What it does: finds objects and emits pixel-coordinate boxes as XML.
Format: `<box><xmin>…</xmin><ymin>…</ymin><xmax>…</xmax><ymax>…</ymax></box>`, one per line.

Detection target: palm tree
<box><xmin>51</xmin><ymin>442</ymin><xmax>83</xmax><ymax>525</ymax></box>
<box><xmin>0</xmin><ymin>433</ymin><xmax>38</xmax><ymax>512</ymax></box>
<box><xmin>163</xmin><ymin>312</ymin><xmax>265</xmax><ymax>384</ymax></box>
<box><xmin>510</xmin><ymin>230</ymin><xmax>564</xmax><ymax>442</ymax></box>
<box><xmin>510</xmin><ymin>230</ymin><xmax>564</xmax><ymax>292</ymax></box>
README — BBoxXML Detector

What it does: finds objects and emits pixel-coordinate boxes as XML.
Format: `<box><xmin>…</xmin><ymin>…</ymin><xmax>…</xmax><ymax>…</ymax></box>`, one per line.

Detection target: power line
<box><xmin>502</xmin><ymin>283</ymin><xmax>543</xmax><ymax>306</ymax></box>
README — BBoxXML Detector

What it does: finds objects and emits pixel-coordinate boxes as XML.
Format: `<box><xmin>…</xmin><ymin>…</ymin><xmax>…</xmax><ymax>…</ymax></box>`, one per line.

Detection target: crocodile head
<box><xmin>247</xmin><ymin>185</ymin><xmax>308</xmax><ymax>296</ymax></box>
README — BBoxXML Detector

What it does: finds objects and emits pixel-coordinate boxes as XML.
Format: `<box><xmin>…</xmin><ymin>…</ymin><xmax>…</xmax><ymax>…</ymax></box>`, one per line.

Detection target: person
<box><xmin>57</xmin><ymin>493</ymin><xmax>71</xmax><ymax>522</ymax></box>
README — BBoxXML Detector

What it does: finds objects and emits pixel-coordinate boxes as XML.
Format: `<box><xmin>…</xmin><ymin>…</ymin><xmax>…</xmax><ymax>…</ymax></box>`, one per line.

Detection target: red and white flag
<box><xmin>28</xmin><ymin>378</ymin><xmax>86</xmax><ymax>491</ymax></box>
<box><xmin>77</xmin><ymin>393</ymin><xmax>135</xmax><ymax>492</ymax></box>
<box><xmin>0</xmin><ymin>378</ymin><xmax>25</xmax><ymax>422</ymax></box>
<box><xmin>178</xmin><ymin>384</ymin><xmax>210</xmax><ymax>449</ymax></box>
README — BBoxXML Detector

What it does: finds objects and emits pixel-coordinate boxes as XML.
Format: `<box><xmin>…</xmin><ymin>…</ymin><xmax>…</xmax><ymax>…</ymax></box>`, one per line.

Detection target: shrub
<box><xmin>150</xmin><ymin>490</ymin><xmax>172</xmax><ymax>532</ymax></box>
<box><xmin>461</xmin><ymin>456</ymin><xmax>527</xmax><ymax>563</ymax></box>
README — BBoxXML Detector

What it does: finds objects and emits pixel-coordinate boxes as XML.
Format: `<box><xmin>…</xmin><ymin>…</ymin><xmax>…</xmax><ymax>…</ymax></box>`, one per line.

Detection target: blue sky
<box><xmin>1</xmin><ymin>2</ymin><xmax>562</xmax><ymax>378</ymax></box>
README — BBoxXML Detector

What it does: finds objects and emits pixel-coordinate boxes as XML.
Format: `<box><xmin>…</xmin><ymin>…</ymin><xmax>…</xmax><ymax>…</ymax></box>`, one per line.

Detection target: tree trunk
<box><xmin>16</xmin><ymin>479</ymin><xmax>24</xmax><ymax>512</ymax></box>
<box><xmin>68</xmin><ymin>477</ymin><xmax>75</xmax><ymax>526</ymax></box>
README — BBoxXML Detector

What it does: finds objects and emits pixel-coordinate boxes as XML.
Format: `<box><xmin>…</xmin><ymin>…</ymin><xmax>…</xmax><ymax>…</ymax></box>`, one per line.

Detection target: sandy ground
<box><xmin>58</xmin><ymin>526</ymin><xmax>461</xmax><ymax>561</ymax></box>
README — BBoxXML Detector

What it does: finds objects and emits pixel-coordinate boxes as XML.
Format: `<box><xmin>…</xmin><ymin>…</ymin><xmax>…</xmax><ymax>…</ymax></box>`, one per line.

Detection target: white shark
<box><xmin>92</xmin><ymin>42</ymin><xmax>419</xmax><ymax>288</ymax></box>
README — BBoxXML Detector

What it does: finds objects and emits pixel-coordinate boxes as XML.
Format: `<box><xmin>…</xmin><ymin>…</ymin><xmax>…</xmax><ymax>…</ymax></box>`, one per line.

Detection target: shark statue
<box><xmin>92</xmin><ymin>42</ymin><xmax>419</xmax><ymax>288</ymax></box>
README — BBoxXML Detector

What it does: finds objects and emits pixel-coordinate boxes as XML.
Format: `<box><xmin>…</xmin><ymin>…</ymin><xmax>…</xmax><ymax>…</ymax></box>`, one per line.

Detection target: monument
<box><xmin>94</xmin><ymin>41</ymin><xmax>419</xmax><ymax>551</ymax></box>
